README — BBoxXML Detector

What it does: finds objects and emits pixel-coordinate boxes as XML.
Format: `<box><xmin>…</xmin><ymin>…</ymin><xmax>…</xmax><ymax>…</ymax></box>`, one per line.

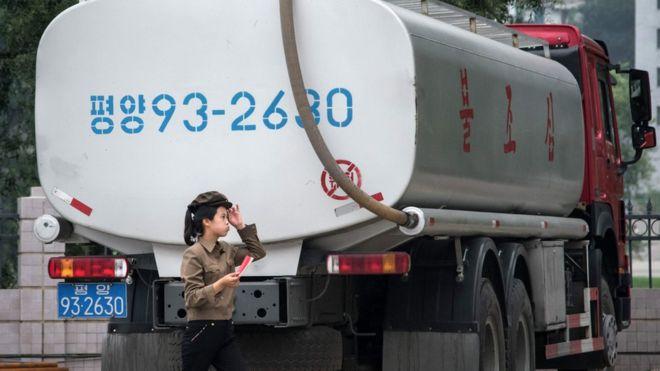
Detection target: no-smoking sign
<box><xmin>321</xmin><ymin>159</ymin><xmax>362</xmax><ymax>201</ymax></box>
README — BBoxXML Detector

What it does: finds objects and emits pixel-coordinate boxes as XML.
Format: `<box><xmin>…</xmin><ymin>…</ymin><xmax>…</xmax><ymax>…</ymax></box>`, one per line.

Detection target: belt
<box><xmin>187</xmin><ymin>319</ymin><xmax>231</xmax><ymax>325</ymax></box>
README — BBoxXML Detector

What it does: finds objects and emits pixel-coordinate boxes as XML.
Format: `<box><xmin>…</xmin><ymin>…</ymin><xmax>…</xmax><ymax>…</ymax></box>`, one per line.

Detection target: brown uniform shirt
<box><xmin>180</xmin><ymin>224</ymin><xmax>266</xmax><ymax>320</ymax></box>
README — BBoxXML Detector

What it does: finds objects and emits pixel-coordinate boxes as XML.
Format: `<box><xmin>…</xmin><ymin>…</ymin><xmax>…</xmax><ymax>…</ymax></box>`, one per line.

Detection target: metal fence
<box><xmin>626</xmin><ymin>200</ymin><xmax>660</xmax><ymax>288</ymax></box>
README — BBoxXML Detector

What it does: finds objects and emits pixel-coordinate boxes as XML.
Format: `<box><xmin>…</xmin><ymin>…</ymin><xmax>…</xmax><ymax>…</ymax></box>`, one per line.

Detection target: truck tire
<box><xmin>478</xmin><ymin>278</ymin><xmax>506</xmax><ymax>371</ymax></box>
<box><xmin>506</xmin><ymin>279</ymin><xmax>535</xmax><ymax>371</ymax></box>
<box><xmin>599</xmin><ymin>278</ymin><xmax>617</xmax><ymax>369</ymax></box>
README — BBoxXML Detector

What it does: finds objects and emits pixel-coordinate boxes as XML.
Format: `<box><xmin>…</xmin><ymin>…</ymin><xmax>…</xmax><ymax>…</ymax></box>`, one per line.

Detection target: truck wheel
<box><xmin>506</xmin><ymin>279</ymin><xmax>535</xmax><ymax>371</ymax></box>
<box><xmin>478</xmin><ymin>278</ymin><xmax>506</xmax><ymax>371</ymax></box>
<box><xmin>599</xmin><ymin>278</ymin><xmax>617</xmax><ymax>369</ymax></box>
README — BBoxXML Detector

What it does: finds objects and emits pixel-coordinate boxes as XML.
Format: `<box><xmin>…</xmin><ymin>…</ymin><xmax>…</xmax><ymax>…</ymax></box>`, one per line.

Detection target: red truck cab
<box><xmin>510</xmin><ymin>24</ymin><xmax>656</xmax><ymax>331</ymax></box>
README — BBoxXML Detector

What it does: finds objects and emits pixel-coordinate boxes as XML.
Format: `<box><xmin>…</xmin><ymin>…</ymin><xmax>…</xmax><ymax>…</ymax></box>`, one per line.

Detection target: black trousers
<box><xmin>181</xmin><ymin>320</ymin><xmax>247</xmax><ymax>371</ymax></box>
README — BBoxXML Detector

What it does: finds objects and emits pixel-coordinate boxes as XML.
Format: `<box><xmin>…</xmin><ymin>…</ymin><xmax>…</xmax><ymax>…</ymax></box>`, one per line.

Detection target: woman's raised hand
<box><xmin>228</xmin><ymin>204</ymin><xmax>245</xmax><ymax>230</ymax></box>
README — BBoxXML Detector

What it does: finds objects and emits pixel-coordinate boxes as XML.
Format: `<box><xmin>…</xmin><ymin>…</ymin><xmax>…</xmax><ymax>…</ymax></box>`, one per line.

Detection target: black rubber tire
<box><xmin>478</xmin><ymin>278</ymin><xmax>506</xmax><ymax>371</ymax></box>
<box><xmin>506</xmin><ymin>279</ymin><xmax>535</xmax><ymax>371</ymax></box>
<box><xmin>599</xmin><ymin>278</ymin><xmax>617</xmax><ymax>370</ymax></box>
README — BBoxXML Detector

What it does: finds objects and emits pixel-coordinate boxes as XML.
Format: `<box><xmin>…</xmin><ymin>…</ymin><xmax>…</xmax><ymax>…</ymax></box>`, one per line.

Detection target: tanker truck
<box><xmin>32</xmin><ymin>0</ymin><xmax>656</xmax><ymax>369</ymax></box>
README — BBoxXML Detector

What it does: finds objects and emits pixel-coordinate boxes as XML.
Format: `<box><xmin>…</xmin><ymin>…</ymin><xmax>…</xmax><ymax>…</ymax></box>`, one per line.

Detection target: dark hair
<box><xmin>183</xmin><ymin>204</ymin><xmax>220</xmax><ymax>246</ymax></box>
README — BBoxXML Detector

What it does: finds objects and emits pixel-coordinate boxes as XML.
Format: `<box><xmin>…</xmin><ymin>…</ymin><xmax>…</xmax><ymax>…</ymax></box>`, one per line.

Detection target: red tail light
<box><xmin>326</xmin><ymin>252</ymin><xmax>410</xmax><ymax>275</ymax></box>
<box><xmin>48</xmin><ymin>256</ymin><xmax>129</xmax><ymax>279</ymax></box>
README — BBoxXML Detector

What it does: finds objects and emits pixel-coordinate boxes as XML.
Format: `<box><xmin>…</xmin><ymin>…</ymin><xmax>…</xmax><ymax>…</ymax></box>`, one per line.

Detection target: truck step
<box><xmin>545</xmin><ymin>287</ymin><xmax>602</xmax><ymax>360</ymax></box>
<box><xmin>566</xmin><ymin>312</ymin><xmax>591</xmax><ymax>328</ymax></box>
<box><xmin>545</xmin><ymin>337</ymin><xmax>604</xmax><ymax>359</ymax></box>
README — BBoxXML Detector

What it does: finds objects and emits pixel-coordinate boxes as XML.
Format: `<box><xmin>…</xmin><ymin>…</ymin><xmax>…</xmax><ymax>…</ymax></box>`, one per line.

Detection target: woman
<box><xmin>180</xmin><ymin>191</ymin><xmax>267</xmax><ymax>371</ymax></box>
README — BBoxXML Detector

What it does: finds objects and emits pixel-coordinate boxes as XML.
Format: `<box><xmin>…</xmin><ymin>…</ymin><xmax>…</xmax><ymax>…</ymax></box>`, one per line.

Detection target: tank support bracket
<box><xmin>454</xmin><ymin>237</ymin><xmax>464</xmax><ymax>283</ymax></box>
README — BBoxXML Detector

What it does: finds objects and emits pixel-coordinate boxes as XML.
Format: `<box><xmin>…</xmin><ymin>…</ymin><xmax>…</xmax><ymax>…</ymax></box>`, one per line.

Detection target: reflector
<box><xmin>326</xmin><ymin>252</ymin><xmax>410</xmax><ymax>275</ymax></box>
<box><xmin>48</xmin><ymin>257</ymin><xmax>129</xmax><ymax>279</ymax></box>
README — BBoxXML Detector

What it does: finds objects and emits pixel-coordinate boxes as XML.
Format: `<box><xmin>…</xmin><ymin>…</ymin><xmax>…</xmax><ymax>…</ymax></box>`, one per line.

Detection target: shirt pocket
<box><xmin>202</xmin><ymin>264</ymin><xmax>224</xmax><ymax>285</ymax></box>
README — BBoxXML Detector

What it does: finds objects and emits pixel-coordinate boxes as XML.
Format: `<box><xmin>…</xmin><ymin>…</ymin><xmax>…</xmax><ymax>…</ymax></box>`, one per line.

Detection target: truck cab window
<box><xmin>597</xmin><ymin>67</ymin><xmax>616</xmax><ymax>145</ymax></box>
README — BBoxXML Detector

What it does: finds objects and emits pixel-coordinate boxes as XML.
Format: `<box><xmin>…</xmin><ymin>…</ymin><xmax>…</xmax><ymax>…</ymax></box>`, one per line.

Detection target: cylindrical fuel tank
<box><xmin>35</xmin><ymin>0</ymin><xmax>583</xmax><ymax>249</ymax></box>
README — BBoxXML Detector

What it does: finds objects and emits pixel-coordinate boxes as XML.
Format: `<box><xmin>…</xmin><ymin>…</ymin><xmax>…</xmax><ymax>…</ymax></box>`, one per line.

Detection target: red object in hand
<box><xmin>237</xmin><ymin>255</ymin><xmax>254</xmax><ymax>276</ymax></box>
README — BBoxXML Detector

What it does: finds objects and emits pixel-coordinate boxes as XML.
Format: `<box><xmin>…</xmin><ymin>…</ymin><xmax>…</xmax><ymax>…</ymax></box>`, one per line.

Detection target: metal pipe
<box><xmin>648</xmin><ymin>199</ymin><xmax>653</xmax><ymax>288</ymax></box>
<box><xmin>399</xmin><ymin>207</ymin><xmax>589</xmax><ymax>239</ymax></box>
<box><xmin>627</xmin><ymin>200</ymin><xmax>633</xmax><ymax>286</ymax></box>
<box><xmin>469</xmin><ymin>17</ymin><xmax>477</xmax><ymax>33</ymax></box>
<box><xmin>278</xmin><ymin>0</ymin><xmax>413</xmax><ymax>228</ymax></box>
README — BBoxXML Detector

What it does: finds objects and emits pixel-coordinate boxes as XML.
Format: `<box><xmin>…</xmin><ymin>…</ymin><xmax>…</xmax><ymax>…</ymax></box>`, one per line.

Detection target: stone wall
<box><xmin>0</xmin><ymin>187</ymin><xmax>107</xmax><ymax>371</ymax></box>
<box><xmin>617</xmin><ymin>288</ymin><xmax>660</xmax><ymax>370</ymax></box>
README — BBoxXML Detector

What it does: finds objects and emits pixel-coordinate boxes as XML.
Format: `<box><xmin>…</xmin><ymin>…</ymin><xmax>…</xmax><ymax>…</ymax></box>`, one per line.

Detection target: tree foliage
<box><xmin>1</xmin><ymin>0</ymin><xmax>77</xmax><ymax>208</ymax></box>
<box><xmin>610</xmin><ymin>70</ymin><xmax>654</xmax><ymax>202</ymax></box>
<box><xmin>0</xmin><ymin>0</ymin><xmax>76</xmax><ymax>288</ymax></box>
<box><xmin>568</xmin><ymin>0</ymin><xmax>635</xmax><ymax>66</ymax></box>
<box><xmin>443</xmin><ymin>0</ymin><xmax>549</xmax><ymax>23</ymax></box>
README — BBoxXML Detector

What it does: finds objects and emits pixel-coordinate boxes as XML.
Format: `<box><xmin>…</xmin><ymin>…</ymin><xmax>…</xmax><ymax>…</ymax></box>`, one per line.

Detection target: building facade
<box><xmin>636</xmin><ymin>0</ymin><xmax>660</xmax><ymax>124</ymax></box>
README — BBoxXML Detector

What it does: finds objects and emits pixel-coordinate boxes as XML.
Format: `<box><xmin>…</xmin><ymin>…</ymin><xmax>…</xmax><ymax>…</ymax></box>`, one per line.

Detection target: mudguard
<box><xmin>498</xmin><ymin>242</ymin><xmax>531</xmax><ymax>327</ymax></box>
<box><xmin>591</xmin><ymin>202</ymin><xmax>614</xmax><ymax>238</ymax></box>
<box><xmin>383</xmin><ymin>237</ymin><xmax>506</xmax><ymax>370</ymax></box>
<box><xmin>385</xmin><ymin>237</ymin><xmax>505</xmax><ymax>332</ymax></box>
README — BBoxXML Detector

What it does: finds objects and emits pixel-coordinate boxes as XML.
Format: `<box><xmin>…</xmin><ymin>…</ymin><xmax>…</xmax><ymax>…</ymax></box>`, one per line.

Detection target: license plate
<box><xmin>57</xmin><ymin>282</ymin><xmax>127</xmax><ymax>318</ymax></box>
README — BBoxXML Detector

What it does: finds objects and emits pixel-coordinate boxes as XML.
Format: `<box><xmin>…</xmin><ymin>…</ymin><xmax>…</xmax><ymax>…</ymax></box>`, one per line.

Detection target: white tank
<box><xmin>35</xmin><ymin>0</ymin><xmax>584</xmax><ymax>255</ymax></box>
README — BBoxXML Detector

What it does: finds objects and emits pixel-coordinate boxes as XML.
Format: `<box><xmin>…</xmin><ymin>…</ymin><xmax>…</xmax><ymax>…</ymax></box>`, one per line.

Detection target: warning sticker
<box><xmin>334</xmin><ymin>192</ymin><xmax>384</xmax><ymax>217</ymax></box>
<box><xmin>321</xmin><ymin>159</ymin><xmax>362</xmax><ymax>201</ymax></box>
<box><xmin>52</xmin><ymin>187</ymin><xmax>93</xmax><ymax>216</ymax></box>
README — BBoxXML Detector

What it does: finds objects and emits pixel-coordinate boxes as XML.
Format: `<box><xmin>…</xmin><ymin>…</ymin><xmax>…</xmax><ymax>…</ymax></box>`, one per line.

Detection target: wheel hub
<box><xmin>602</xmin><ymin>313</ymin><xmax>617</xmax><ymax>367</ymax></box>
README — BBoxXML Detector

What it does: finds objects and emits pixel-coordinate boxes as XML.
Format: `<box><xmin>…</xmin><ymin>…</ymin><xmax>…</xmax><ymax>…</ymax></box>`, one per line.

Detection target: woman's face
<box><xmin>203</xmin><ymin>206</ymin><xmax>230</xmax><ymax>237</ymax></box>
